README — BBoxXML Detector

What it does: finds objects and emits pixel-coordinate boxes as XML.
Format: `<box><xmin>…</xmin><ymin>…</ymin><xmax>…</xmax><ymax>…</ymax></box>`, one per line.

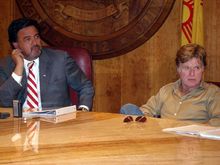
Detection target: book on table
<box><xmin>23</xmin><ymin>105</ymin><xmax>76</xmax><ymax>118</ymax></box>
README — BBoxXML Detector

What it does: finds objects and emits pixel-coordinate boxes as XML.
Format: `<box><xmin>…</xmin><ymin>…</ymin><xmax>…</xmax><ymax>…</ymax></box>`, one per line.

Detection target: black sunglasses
<box><xmin>123</xmin><ymin>116</ymin><xmax>147</xmax><ymax>123</ymax></box>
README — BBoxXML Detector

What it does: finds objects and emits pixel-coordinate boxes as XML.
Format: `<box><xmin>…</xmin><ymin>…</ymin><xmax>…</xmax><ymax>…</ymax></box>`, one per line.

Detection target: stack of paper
<box><xmin>163</xmin><ymin>124</ymin><xmax>220</xmax><ymax>140</ymax></box>
<box><xmin>40</xmin><ymin>112</ymin><xmax>76</xmax><ymax>124</ymax></box>
<box><xmin>200</xmin><ymin>129</ymin><xmax>220</xmax><ymax>140</ymax></box>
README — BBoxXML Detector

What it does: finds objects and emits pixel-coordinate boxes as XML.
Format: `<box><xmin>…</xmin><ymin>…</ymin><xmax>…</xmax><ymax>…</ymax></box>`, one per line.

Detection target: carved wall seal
<box><xmin>16</xmin><ymin>0</ymin><xmax>175</xmax><ymax>59</ymax></box>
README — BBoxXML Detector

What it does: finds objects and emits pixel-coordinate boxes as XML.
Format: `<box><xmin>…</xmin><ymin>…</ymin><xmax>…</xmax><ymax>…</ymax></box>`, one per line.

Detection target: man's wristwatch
<box><xmin>78</xmin><ymin>107</ymin><xmax>89</xmax><ymax>112</ymax></box>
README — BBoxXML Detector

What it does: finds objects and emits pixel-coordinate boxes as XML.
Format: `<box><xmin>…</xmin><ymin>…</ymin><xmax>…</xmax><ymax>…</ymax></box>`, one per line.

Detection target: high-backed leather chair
<box><xmin>50</xmin><ymin>47</ymin><xmax>93</xmax><ymax>105</ymax></box>
<box><xmin>207</xmin><ymin>81</ymin><xmax>220</xmax><ymax>88</ymax></box>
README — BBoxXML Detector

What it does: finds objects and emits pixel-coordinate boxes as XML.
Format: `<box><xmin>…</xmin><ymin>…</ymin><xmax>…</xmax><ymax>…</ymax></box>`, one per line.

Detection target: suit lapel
<box><xmin>39</xmin><ymin>49</ymin><xmax>51</xmax><ymax>102</ymax></box>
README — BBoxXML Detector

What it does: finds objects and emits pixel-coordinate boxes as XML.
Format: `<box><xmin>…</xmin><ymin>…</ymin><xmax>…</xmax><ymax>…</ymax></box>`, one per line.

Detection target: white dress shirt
<box><xmin>12</xmin><ymin>58</ymin><xmax>42</xmax><ymax>110</ymax></box>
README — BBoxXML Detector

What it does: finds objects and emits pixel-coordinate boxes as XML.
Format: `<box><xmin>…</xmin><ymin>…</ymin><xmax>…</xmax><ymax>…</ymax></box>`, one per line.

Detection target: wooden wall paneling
<box><xmin>148</xmin><ymin>0</ymin><xmax>181</xmax><ymax>92</ymax></box>
<box><xmin>0</xmin><ymin>0</ymin><xmax>14</xmax><ymax>57</ymax></box>
<box><xmin>120</xmin><ymin>44</ymin><xmax>151</xmax><ymax>107</ymax></box>
<box><xmin>0</xmin><ymin>0</ymin><xmax>23</xmax><ymax>58</ymax></box>
<box><xmin>204</xmin><ymin>0</ymin><xmax>220</xmax><ymax>82</ymax></box>
<box><xmin>14</xmin><ymin>0</ymin><xmax>22</xmax><ymax>18</ymax></box>
<box><xmin>93</xmin><ymin>57</ymin><xmax>122</xmax><ymax>113</ymax></box>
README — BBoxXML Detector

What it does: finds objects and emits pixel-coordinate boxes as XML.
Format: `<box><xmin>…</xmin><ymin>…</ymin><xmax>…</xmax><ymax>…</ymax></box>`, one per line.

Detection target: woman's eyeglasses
<box><xmin>123</xmin><ymin>116</ymin><xmax>147</xmax><ymax>123</ymax></box>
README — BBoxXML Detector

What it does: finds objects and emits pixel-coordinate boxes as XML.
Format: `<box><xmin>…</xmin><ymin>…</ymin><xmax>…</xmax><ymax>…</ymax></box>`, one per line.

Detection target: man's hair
<box><xmin>175</xmin><ymin>43</ymin><xmax>207</xmax><ymax>67</ymax></box>
<box><xmin>8</xmin><ymin>18</ymin><xmax>41</xmax><ymax>47</ymax></box>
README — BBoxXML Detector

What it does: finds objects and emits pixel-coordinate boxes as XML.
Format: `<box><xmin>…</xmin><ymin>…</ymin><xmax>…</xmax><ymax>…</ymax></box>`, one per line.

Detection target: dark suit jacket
<box><xmin>0</xmin><ymin>48</ymin><xmax>94</xmax><ymax>109</ymax></box>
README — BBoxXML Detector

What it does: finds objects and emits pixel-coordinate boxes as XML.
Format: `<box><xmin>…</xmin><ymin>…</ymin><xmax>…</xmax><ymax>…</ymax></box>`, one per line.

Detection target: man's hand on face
<box><xmin>11</xmin><ymin>49</ymin><xmax>24</xmax><ymax>76</ymax></box>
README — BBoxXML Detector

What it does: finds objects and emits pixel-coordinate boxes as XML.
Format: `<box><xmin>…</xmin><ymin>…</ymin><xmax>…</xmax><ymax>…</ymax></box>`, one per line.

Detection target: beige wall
<box><xmin>0</xmin><ymin>1</ymin><xmax>219</xmax><ymax>113</ymax></box>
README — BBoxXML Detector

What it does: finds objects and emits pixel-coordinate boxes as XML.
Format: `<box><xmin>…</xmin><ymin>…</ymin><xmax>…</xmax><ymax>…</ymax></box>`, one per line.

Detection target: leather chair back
<box><xmin>50</xmin><ymin>47</ymin><xmax>93</xmax><ymax>105</ymax></box>
<box><xmin>207</xmin><ymin>81</ymin><xmax>220</xmax><ymax>88</ymax></box>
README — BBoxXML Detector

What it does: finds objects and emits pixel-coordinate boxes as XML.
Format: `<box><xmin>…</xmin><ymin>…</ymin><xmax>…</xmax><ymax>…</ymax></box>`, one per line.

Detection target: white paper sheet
<box><xmin>163</xmin><ymin>124</ymin><xmax>220</xmax><ymax>140</ymax></box>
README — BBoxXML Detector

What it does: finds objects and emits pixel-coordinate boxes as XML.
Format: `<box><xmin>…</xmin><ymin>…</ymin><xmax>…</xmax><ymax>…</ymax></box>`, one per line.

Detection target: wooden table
<box><xmin>0</xmin><ymin>108</ymin><xmax>220</xmax><ymax>164</ymax></box>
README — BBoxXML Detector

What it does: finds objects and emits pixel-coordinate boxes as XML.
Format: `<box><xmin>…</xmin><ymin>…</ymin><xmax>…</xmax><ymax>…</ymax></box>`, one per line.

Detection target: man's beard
<box><xmin>25</xmin><ymin>45</ymin><xmax>42</xmax><ymax>60</ymax></box>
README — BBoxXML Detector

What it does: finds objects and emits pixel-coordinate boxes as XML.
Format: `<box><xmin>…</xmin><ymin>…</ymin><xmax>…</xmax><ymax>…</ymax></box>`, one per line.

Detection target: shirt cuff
<box><xmin>12</xmin><ymin>72</ymin><xmax>22</xmax><ymax>86</ymax></box>
<box><xmin>78</xmin><ymin>105</ymin><xmax>89</xmax><ymax>111</ymax></box>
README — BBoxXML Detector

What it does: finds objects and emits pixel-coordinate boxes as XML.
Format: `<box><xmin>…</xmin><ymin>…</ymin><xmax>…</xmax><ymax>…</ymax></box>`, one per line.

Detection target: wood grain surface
<box><xmin>0</xmin><ymin>108</ymin><xmax>220</xmax><ymax>165</ymax></box>
<box><xmin>0</xmin><ymin>0</ymin><xmax>220</xmax><ymax>114</ymax></box>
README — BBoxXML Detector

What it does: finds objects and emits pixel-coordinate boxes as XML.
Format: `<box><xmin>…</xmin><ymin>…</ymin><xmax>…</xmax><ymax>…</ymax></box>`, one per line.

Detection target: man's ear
<box><xmin>12</xmin><ymin>42</ymin><xmax>19</xmax><ymax>49</ymax></box>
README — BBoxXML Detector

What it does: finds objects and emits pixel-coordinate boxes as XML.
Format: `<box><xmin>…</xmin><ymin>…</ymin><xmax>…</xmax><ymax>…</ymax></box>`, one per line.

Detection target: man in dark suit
<box><xmin>0</xmin><ymin>18</ymin><xmax>94</xmax><ymax>111</ymax></box>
